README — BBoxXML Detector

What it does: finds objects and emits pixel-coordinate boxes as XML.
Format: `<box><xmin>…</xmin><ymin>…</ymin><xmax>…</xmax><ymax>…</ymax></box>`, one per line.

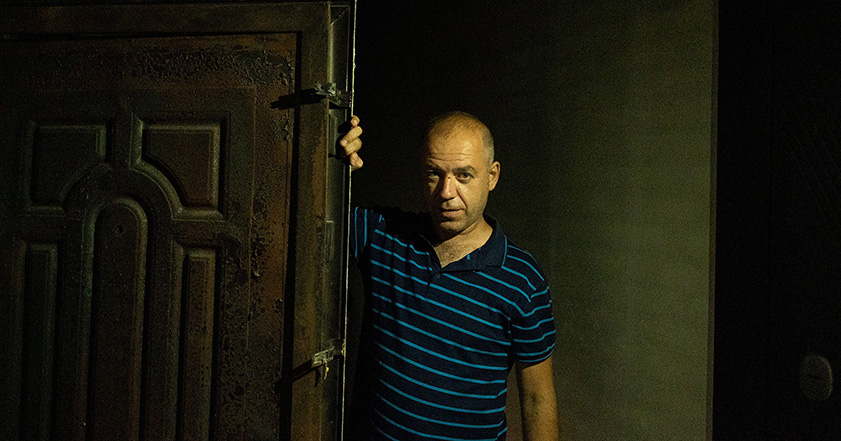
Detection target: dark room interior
<box><xmin>2</xmin><ymin>1</ymin><xmax>840</xmax><ymax>440</ymax></box>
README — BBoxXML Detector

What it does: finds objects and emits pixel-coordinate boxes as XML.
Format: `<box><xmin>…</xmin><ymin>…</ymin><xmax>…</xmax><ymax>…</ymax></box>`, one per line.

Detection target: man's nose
<box><xmin>438</xmin><ymin>175</ymin><xmax>456</xmax><ymax>199</ymax></box>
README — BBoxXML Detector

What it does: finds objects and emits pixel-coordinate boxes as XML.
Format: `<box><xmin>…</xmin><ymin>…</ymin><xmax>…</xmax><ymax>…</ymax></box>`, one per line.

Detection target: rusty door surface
<box><xmin>0</xmin><ymin>3</ymin><xmax>350</xmax><ymax>441</ymax></box>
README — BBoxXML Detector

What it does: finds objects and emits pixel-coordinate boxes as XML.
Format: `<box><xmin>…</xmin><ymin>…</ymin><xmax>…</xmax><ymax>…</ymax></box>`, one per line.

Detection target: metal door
<box><xmin>715</xmin><ymin>2</ymin><xmax>841</xmax><ymax>439</ymax></box>
<box><xmin>0</xmin><ymin>3</ymin><xmax>350</xmax><ymax>440</ymax></box>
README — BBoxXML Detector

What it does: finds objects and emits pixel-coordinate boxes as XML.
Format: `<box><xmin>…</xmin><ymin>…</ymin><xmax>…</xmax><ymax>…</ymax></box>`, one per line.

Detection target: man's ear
<box><xmin>488</xmin><ymin>161</ymin><xmax>500</xmax><ymax>191</ymax></box>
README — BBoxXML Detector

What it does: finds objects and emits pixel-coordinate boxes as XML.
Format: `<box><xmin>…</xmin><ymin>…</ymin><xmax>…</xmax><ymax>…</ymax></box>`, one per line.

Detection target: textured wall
<box><xmin>352</xmin><ymin>1</ymin><xmax>715</xmax><ymax>439</ymax></box>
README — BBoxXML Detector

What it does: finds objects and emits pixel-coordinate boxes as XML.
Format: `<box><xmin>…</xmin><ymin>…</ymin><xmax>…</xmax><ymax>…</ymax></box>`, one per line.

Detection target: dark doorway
<box><xmin>715</xmin><ymin>2</ymin><xmax>841</xmax><ymax>439</ymax></box>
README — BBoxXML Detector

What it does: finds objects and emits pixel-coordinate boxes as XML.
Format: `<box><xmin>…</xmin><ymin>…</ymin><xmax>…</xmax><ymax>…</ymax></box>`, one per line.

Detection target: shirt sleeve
<box><xmin>349</xmin><ymin>206</ymin><xmax>378</xmax><ymax>262</ymax></box>
<box><xmin>510</xmin><ymin>282</ymin><xmax>556</xmax><ymax>364</ymax></box>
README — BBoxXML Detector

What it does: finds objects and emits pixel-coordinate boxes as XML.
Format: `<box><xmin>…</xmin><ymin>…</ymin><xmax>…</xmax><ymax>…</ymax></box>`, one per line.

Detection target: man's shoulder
<box><xmin>497</xmin><ymin>236</ymin><xmax>549</xmax><ymax>289</ymax></box>
<box><xmin>354</xmin><ymin>205</ymin><xmax>428</xmax><ymax>236</ymax></box>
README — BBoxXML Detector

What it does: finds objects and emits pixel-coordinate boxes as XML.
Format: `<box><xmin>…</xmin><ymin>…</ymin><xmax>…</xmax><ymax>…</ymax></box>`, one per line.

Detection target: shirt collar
<box><xmin>474</xmin><ymin>214</ymin><xmax>507</xmax><ymax>268</ymax></box>
<box><xmin>416</xmin><ymin>213</ymin><xmax>507</xmax><ymax>271</ymax></box>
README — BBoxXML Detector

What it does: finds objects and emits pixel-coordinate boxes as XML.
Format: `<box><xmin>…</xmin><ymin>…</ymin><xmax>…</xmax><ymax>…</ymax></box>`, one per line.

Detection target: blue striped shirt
<box><xmin>349</xmin><ymin>207</ymin><xmax>556</xmax><ymax>441</ymax></box>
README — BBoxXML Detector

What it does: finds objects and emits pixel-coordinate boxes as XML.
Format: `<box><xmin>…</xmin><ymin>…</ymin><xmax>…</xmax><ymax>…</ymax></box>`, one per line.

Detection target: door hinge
<box><xmin>310</xmin><ymin>82</ymin><xmax>352</xmax><ymax>108</ymax></box>
<box><xmin>311</xmin><ymin>338</ymin><xmax>345</xmax><ymax>381</ymax></box>
<box><xmin>270</xmin><ymin>82</ymin><xmax>352</xmax><ymax>109</ymax></box>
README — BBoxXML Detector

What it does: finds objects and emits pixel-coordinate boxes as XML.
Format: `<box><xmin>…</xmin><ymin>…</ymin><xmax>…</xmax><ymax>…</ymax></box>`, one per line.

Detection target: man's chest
<box><xmin>367</xmin><ymin>257</ymin><xmax>520</xmax><ymax>330</ymax></box>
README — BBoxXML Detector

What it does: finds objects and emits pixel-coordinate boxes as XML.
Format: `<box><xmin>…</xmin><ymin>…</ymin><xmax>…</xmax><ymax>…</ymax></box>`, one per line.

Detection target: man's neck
<box><xmin>432</xmin><ymin>220</ymin><xmax>493</xmax><ymax>268</ymax></box>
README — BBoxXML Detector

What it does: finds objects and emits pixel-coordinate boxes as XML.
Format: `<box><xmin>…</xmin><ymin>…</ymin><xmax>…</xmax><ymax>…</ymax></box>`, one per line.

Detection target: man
<box><xmin>339</xmin><ymin>112</ymin><xmax>558</xmax><ymax>441</ymax></box>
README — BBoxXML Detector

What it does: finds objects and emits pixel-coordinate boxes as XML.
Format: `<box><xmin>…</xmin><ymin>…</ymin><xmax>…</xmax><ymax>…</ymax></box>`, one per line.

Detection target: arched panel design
<box><xmin>177</xmin><ymin>247</ymin><xmax>217</xmax><ymax>441</ymax></box>
<box><xmin>21</xmin><ymin>243</ymin><xmax>58</xmax><ymax>440</ymax></box>
<box><xmin>29</xmin><ymin>123</ymin><xmax>108</xmax><ymax>207</ymax></box>
<box><xmin>88</xmin><ymin>197</ymin><xmax>148</xmax><ymax>440</ymax></box>
<box><xmin>142</xmin><ymin>122</ymin><xmax>221</xmax><ymax>210</ymax></box>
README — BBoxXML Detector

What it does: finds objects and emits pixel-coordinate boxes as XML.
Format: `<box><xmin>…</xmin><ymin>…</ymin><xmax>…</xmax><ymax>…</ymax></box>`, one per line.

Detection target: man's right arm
<box><xmin>517</xmin><ymin>357</ymin><xmax>560</xmax><ymax>441</ymax></box>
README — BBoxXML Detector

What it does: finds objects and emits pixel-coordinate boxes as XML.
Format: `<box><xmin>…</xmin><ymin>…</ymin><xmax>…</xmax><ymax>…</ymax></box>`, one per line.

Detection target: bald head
<box><xmin>422</xmin><ymin>111</ymin><xmax>495</xmax><ymax>166</ymax></box>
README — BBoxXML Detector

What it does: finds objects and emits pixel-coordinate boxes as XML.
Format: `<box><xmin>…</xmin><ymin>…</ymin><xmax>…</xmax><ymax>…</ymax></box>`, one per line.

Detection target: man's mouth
<box><xmin>438</xmin><ymin>208</ymin><xmax>461</xmax><ymax>219</ymax></box>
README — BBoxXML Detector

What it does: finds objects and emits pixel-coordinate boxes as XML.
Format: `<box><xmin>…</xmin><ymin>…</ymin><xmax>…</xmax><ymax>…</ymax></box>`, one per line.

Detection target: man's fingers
<box><xmin>341</xmin><ymin>115</ymin><xmax>362</xmax><ymax>170</ymax></box>
<box><xmin>340</xmin><ymin>125</ymin><xmax>363</xmax><ymax>148</ymax></box>
<box><xmin>349</xmin><ymin>152</ymin><xmax>363</xmax><ymax>171</ymax></box>
<box><xmin>342</xmin><ymin>137</ymin><xmax>362</xmax><ymax>156</ymax></box>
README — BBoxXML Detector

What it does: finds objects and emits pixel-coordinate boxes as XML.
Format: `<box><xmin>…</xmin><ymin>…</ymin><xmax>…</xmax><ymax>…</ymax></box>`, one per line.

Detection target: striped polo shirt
<box><xmin>349</xmin><ymin>206</ymin><xmax>556</xmax><ymax>441</ymax></box>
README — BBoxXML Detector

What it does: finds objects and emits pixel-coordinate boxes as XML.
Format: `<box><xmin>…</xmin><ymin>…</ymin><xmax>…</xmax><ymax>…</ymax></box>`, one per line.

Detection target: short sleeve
<box><xmin>350</xmin><ymin>206</ymin><xmax>373</xmax><ymax>262</ymax></box>
<box><xmin>350</xmin><ymin>206</ymin><xmax>391</xmax><ymax>263</ymax></box>
<box><xmin>510</xmin><ymin>283</ymin><xmax>556</xmax><ymax>364</ymax></box>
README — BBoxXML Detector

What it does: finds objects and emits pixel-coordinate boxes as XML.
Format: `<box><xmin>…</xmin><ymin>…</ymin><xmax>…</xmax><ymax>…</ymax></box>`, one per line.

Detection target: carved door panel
<box><xmin>0</xmin><ymin>4</ymin><xmax>350</xmax><ymax>441</ymax></box>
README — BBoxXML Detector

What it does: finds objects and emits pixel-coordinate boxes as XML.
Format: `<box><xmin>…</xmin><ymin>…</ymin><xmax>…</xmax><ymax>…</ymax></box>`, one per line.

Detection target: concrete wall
<box><xmin>352</xmin><ymin>1</ymin><xmax>715</xmax><ymax>439</ymax></box>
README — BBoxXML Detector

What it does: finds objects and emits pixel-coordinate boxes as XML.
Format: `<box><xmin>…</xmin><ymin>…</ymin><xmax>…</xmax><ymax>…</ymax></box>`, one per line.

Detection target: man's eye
<box><xmin>458</xmin><ymin>173</ymin><xmax>473</xmax><ymax>180</ymax></box>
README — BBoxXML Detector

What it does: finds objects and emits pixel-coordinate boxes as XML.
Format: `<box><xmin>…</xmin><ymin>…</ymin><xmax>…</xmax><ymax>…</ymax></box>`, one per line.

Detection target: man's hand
<box><xmin>339</xmin><ymin>115</ymin><xmax>363</xmax><ymax>170</ymax></box>
<box><xmin>517</xmin><ymin>356</ymin><xmax>560</xmax><ymax>441</ymax></box>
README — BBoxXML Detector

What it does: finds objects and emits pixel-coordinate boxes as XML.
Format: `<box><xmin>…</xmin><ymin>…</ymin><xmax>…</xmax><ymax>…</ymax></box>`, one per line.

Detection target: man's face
<box><xmin>420</xmin><ymin>127</ymin><xmax>500</xmax><ymax>240</ymax></box>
